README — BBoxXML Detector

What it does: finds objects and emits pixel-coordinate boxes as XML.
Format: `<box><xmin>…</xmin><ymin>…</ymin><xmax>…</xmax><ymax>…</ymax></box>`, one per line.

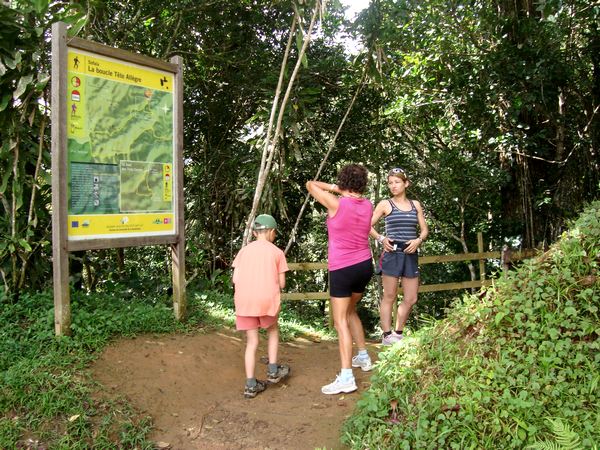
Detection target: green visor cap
<box><xmin>253</xmin><ymin>214</ymin><xmax>278</xmax><ymax>230</ymax></box>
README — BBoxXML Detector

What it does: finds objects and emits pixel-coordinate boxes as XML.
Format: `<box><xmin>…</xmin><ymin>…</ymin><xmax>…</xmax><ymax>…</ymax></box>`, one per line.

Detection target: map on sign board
<box><xmin>66</xmin><ymin>50</ymin><xmax>176</xmax><ymax>240</ymax></box>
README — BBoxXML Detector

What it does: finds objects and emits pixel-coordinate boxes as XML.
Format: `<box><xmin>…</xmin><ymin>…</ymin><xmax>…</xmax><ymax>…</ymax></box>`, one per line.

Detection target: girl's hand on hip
<box><xmin>404</xmin><ymin>239</ymin><xmax>421</xmax><ymax>254</ymax></box>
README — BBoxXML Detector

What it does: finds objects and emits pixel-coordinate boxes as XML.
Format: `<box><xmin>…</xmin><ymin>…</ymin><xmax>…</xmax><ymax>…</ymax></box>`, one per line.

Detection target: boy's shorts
<box><xmin>378</xmin><ymin>250</ymin><xmax>419</xmax><ymax>278</ymax></box>
<box><xmin>329</xmin><ymin>258</ymin><xmax>373</xmax><ymax>298</ymax></box>
<box><xmin>236</xmin><ymin>314</ymin><xmax>278</xmax><ymax>331</ymax></box>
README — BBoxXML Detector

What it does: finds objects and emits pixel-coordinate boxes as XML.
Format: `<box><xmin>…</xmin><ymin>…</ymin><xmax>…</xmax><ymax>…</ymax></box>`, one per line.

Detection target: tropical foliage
<box><xmin>343</xmin><ymin>201</ymin><xmax>600</xmax><ymax>449</ymax></box>
<box><xmin>1</xmin><ymin>0</ymin><xmax>599</xmax><ymax>445</ymax></box>
<box><xmin>2</xmin><ymin>0</ymin><xmax>598</xmax><ymax>299</ymax></box>
<box><xmin>0</xmin><ymin>1</ymin><xmax>85</xmax><ymax>297</ymax></box>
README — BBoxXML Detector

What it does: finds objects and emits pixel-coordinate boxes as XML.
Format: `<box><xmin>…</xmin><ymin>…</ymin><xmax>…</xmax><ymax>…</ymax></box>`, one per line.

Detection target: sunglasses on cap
<box><xmin>388</xmin><ymin>167</ymin><xmax>407</xmax><ymax>177</ymax></box>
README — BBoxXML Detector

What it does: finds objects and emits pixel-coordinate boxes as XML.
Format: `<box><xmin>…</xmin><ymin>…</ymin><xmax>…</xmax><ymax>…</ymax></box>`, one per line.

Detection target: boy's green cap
<box><xmin>253</xmin><ymin>214</ymin><xmax>277</xmax><ymax>230</ymax></box>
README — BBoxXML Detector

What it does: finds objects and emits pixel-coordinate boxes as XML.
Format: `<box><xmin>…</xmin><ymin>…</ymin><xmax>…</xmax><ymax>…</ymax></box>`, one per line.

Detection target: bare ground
<box><xmin>90</xmin><ymin>329</ymin><xmax>379</xmax><ymax>450</ymax></box>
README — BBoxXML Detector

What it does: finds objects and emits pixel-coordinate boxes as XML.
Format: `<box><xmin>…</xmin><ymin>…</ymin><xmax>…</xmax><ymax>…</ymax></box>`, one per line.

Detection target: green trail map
<box><xmin>70</xmin><ymin>78</ymin><xmax>173</xmax><ymax>165</ymax></box>
<box><xmin>67</xmin><ymin>49</ymin><xmax>175</xmax><ymax>221</ymax></box>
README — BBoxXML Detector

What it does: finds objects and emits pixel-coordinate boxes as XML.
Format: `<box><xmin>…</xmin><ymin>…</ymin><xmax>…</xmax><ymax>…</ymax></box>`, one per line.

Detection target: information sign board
<box><xmin>66</xmin><ymin>49</ymin><xmax>176</xmax><ymax>240</ymax></box>
<box><xmin>52</xmin><ymin>23</ymin><xmax>186</xmax><ymax>335</ymax></box>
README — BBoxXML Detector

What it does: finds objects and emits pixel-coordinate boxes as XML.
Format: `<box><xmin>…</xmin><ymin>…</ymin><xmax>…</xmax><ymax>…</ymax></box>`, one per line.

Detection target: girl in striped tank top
<box><xmin>369</xmin><ymin>167</ymin><xmax>428</xmax><ymax>345</ymax></box>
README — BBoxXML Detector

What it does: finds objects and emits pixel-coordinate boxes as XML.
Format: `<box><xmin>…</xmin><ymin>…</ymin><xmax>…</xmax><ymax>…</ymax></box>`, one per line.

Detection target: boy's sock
<box><xmin>395</xmin><ymin>329</ymin><xmax>403</xmax><ymax>335</ymax></box>
<box><xmin>340</xmin><ymin>368</ymin><xmax>354</xmax><ymax>382</ymax></box>
<box><xmin>357</xmin><ymin>349</ymin><xmax>369</xmax><ymax>359</ymax></box>
<box><xmin>267</xmin><ymin>363</ymin><xmax>278</xmax><ymax>374</ymax></box>
<box><xmin>246</xmin><ymin>377</ymin><xmax>257</xmax><ymax>388</ymax></box>
<box><xmin>383</xmin><ymin>330</ymin><xmax>393</xmax><ymax>337</ymax></box>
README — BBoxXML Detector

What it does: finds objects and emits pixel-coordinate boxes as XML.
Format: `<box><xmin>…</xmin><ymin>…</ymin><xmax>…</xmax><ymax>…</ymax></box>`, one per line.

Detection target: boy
<box><xmin>232</xmin><ymin>214</ymin><xmax>291</xmax><ymax>398</ymax></box>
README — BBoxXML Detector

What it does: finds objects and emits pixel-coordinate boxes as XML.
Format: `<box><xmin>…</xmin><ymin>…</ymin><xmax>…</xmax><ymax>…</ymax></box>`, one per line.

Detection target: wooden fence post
<box><xmin>477</xmin><ymin>232</ymin><xmax>485</xmax><ymax>282</ymax></box>
<box><xmin>501</xmin><ymin>245</ymin><xmax>512</xmax><ymax>273</ymax></box>
<box><xmin>51</xmin><ymin>22</ymin><xmax>71</xmax><ymax>336</ymax></box>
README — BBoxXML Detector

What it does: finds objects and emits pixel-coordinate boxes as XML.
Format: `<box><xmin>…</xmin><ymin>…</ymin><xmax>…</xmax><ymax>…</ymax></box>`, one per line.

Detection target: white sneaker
<box><xmin>382</xmin><ymin>332</ymin><xmax>403</xmax><ymax>346</ymax></box>
<box><xmin>351</xmin><ymin>355</ymin><xmax>373</xmax><ymax>372</ymax></box>
<box><xmin>321</xmin><ymin>375</ymin><xmax>357</xmax><ymax>395</ymax></box>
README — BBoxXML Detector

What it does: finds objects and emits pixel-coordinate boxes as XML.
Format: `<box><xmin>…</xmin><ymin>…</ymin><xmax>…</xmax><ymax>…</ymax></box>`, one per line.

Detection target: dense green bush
<box><xmin>343</xmin><ymin>201</ymin><xmax>600</xmax><ymax>449</ymax></box>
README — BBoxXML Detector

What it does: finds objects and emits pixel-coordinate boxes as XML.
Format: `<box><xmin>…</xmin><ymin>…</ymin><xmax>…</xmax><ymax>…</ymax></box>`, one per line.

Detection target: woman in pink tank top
<box><xmin>306</xmin><ymin>164</ymin><xmax>374</xmax><ymax>395</ymax></box>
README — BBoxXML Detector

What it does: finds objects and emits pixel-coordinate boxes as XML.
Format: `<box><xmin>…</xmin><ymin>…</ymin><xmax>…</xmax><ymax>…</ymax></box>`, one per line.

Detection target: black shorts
<box><xmin>329</xmin><ymin>259</ymin><xmax>373</xmax><ymax>298</ymax></box>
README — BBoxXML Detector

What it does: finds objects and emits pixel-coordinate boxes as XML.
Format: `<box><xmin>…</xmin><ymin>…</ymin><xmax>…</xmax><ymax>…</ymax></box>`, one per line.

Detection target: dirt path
<box><xmin>91</xmin><ymin>330</ymin><xmax>379</xmax><ymax>450</ymax></box>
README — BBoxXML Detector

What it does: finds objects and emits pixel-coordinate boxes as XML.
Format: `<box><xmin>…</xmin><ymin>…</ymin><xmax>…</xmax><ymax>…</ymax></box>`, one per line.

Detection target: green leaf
<box><xmin>32</xmin><ymin>0</ymin><xmax>49</xmax><ymax>14</ymax></box>
<box><xmin>4</xmin><ymin>52</ymin><xmax>21</xmax><ymax>70</ymax></box>
<box><xmin>67</xmin><ymin>16</ymin><xmax>88</xmax><ymax>38</ymax></box>
<box><xmin>34</xmin><ymin>74</ymin><xmax>50</xmax><ymax>91</ymax></box>
<box><xmin>18</xmin><ymin>239</ymin><xmax>32</xmax><ymax>252</ymax></box>
<box><xmin>13</xmin><ymin>178</ymin><xmax>23</xmax><ymax>212</ymax></box>
<box><xmin>13</xmin><ymin>74</ymin><xmax>34</xmax><ymax>100</ymax></box>
<box><xmin>0</xmin><ymin>93</ymin><xmax>10</xmax><ymax>112</ymax></box>
<box><xmin>296</xmin><ymin>29</ymin><xmax>304</xmax><ymax>55</ymax></box>
<box><xmin>301</xmin><ymin>52</ymin><xmax>308</xmax><ymax>69</ymax></box>
<box><xmin>0</xmin><ymin>166</ymin><xmax>10</xmax><ymax>194</ymax></box>
<box><xmin>494</xmin><ymin>311</ymin><xmax>506</xmax><ymax>326</ymax></box>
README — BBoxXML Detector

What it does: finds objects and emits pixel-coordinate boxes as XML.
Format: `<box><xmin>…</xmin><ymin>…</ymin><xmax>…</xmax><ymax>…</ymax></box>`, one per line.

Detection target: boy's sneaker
<box><xmin>321</xmin><ymin>375</ymin><xmax>357</xmax><ymax>395</ymax></box>
<box><xmin>382</xmin><ymin>331</ymin><xmax>403</xmax><ymax>346</ymax></box>
<box><xmin>351</xmin><ymin>355</ymin><xmax>373</xmax><ymax>372</ymax></box>
<box><xmin>244</xmin><ymin>380</ymin><xmax>267</xmax><ymax>399</ymax></box>
<box><xmin>267</xmin><ymin>364</ymin><xmax>290</xmax><ymax>384</ymax></box>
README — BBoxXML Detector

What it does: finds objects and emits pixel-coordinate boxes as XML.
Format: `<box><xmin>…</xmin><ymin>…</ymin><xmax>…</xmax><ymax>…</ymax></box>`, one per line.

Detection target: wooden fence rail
<box><xmin>281</xmin><ymin>232</ymin><xmax>537</xmax><ymax>302</ymax></box>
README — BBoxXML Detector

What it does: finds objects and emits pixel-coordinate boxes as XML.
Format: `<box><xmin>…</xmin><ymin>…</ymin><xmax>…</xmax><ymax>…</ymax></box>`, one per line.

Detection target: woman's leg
<box><xmin>244</xmin><ymin>328</ymin><xmax>259</xmax><ymax>379</ymax></box>
<box><xmin>348</xmin><ymin>292</ymin><xmax>366</xmax><ymax>350</ymax></box>
<box><xmin>396</xmin><ymin>276</ymin><xmax>419</xmax><ymax>331</ymax></box>
<box><xmin>330</xmin><ymin>296</ymin><xmax>352</xmax><ymax>368</ymax></box>
<box><xmin>380</xmin><ymin>274</ymin><xmax>400</xmax><ymax>332</ymax></box>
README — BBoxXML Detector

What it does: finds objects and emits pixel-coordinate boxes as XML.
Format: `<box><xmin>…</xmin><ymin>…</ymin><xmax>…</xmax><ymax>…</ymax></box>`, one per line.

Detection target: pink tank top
<box><xmin>327</xmin><ymin>197</ymin><xmax>373</xmax><ymax>270</ymax></box>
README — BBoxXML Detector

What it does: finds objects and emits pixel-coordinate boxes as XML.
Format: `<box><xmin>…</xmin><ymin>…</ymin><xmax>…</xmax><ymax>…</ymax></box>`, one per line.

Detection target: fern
<box><xmin>527</xmin><ymin>418</ymin><xmax>582</xmax><ymax>450</ymax></box>
<box><xmin>527</xmin><ymin>442</ymin><xmax>562</xmax><ymax>450</ymax></box>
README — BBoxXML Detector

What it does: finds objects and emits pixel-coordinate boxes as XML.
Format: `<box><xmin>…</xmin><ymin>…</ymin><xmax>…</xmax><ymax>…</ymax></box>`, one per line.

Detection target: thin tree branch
<box><xmin>284</xmin><ymin>67</ymin><xmax>368</xmax><ymax>254</ymax></box>
<box><xmin>243</xmin><ymin>1</ymin><xmax>321</xmax><ymax>246</ymax></box>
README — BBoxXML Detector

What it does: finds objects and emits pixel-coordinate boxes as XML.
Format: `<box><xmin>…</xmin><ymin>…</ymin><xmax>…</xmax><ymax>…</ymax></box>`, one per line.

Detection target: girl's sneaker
<box><xmin>382</xmin><ymin>331</ymin><xmax>403</xmax><ymax>346</ymax></box>
<box><xmin>244</xmin><ymin>380</ymin><xmax>267</xmax><ymax>398</ymax></box>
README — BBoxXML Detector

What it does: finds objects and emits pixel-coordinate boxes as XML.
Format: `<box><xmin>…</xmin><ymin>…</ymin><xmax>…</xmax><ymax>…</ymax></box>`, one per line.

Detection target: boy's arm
<box><xmin>278</xmin><ymin>272</ymin><xmax>286</xmax><ymax>290</ymax></box>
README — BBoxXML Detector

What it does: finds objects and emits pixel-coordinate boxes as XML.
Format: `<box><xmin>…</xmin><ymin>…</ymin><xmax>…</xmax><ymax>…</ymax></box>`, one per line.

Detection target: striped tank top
<box><xmin>384</xmin><ymin>199</ymin><xmax>418</xmax><ymax>242</ymax></box>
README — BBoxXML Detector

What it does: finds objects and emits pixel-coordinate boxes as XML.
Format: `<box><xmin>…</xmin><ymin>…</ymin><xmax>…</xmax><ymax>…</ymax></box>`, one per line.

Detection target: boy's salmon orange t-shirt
<box><xmin>232</xmin><ymin>240</ymin><xmax>289</xmax><ymax>317</ymax></box>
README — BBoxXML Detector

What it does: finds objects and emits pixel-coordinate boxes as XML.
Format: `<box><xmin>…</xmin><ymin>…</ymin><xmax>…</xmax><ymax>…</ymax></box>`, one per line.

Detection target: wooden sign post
<box><xmin>51</xmin><ymin>22</ymin><xmax>185</xmax><ymax>335</ymax></box>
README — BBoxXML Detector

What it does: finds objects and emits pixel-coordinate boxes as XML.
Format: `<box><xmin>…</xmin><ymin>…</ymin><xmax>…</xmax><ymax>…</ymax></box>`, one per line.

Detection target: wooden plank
<box><xmin>418</xmin><ymin>280</ymin><xmax>487</xmax><ymax>293</ymax></box>
<box><xmin>287</xmin><ymin>262</ymin><xmax>327</xmax><ymax>271</ymax></box>
<box><xmin>68</xmin><ymin>234</ymin><xmax>178</xmax><ymax>252</ymax></box>
<box><xmin>170</xmin><ymin>55</ymin><xmax>186</xmax><ymax>321</ymax></box>
<box><xmin>397</xmin><ymin>279</ymin><xmax>492</xmax><ymax>294</ymax></box>
<box><xmin>511</xmin><ymin>249</ymin><xmax>538</xmax><ymax>261</ymax></box>
<box><xmin>281</xmin><ymin>292</ymin><xmax>330</xmax><ymax>301</ymax></box>
<box><xmin>67</xmin><ymin>37</ymin><xmax>178</xmax><ymax>73</ymax></box>
<box><xmin>419</xmin><ymin>251</ymin><xmax>501</xmax><ymax>264</ymax></box>
<box><xmin>280</xmin><ymin>245</ymin><xmax>536</xmax><ymax>302</ymax></box>
<box><xmin>51</xmin><ymin>22</ymin><xmax>71</xmax><ymax>336</ymax></box>
<box><xmin>280</xmin><ymin>280</ymin><xmax>495</xmax><ymax>301</ymax></box>
<box><xmin>286</xmin><ymin>252</ymin><xmax>505</xmax><ymax>272</ymax></box>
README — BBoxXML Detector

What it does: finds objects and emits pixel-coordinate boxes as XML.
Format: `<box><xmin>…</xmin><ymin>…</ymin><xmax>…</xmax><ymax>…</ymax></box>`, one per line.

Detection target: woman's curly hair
<box><xmin>337</xmin><ymin>164</ymin><xmax>368</xmax><ymax>194</ymax></box>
